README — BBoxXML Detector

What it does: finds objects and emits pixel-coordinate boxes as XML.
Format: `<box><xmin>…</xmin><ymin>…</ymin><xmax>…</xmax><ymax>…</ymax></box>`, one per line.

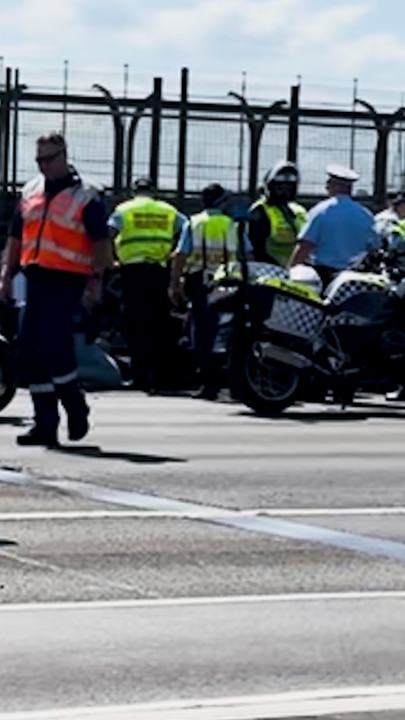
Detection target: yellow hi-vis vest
<box><xmin>253</xmin><ymin>199</ymin><xmax>307</xmax><ymax>266</ymax></box>
<box><xmin>114</xmin><ymin>196</ymin><xmax>177</xmax><ymax>265</ymax></box>
<box><xmin>188</xmin><ymin>211</ymin><xmax>238</xmax><ymax>272</ymax></box>
<box><xmin>390</xmin><ymin>219</ymin><xmax>405</xmax><ymax>241</ymax></box>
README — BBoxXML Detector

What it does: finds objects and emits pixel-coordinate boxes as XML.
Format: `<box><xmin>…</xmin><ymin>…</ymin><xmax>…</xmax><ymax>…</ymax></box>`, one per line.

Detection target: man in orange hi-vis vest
<box><xmin>0</xmin><ymin>132</ymin><xmax>113</xmax><ymax>446</ymax></box>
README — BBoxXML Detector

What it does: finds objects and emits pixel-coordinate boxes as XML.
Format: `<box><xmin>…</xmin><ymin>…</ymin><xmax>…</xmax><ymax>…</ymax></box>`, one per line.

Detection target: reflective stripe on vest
<box><xmin>20</xmin><ymin>175</ymin><xmax>96</xmax><ymax>275</ymax></box>
<box><xmin>114</xmin><ymin>197</ymin><xmax>177</xmax><ymax>264</ymax></box>
<box><xmin>188</xmin><ymin>211</ymin><xmax>237</xmax><ymax>271</ymax></box>
<box><xmin>255</xmin><ymin>200</ymin><xmax>307</xmax><ymax>266</ymax></box>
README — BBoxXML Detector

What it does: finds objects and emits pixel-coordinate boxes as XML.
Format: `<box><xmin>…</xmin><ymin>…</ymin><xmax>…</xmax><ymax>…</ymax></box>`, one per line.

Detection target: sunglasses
<box><xmin>35</xmin><ymin>149</ymin><xmax>64</xmax><ymax>164</ymax></box>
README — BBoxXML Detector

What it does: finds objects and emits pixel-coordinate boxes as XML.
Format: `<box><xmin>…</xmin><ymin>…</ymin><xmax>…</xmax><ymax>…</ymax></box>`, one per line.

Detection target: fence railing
<box><xmin>1</xmin><ymin>65</ymin><xmax>405</xmax><ymax>221</ymax></box>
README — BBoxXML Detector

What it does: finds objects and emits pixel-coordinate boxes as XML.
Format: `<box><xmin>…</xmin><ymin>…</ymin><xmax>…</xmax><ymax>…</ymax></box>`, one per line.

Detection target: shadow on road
<box><xmin>354</xmin><ymin>399</ymin><xmax>405</xmax><ymax>411</ymax></box>
<box><xmin>51</xmin><ymin>444</ymin><xmax>186</xmax><ymax>464</ymax></box>
<box><xmin>0</xmin><ymin>416</ymin><xmax>29</xmax><ymax>427</ymax></box>
<box><xmin>235</xmin><ymin>405</ymin><xmax>405</xmax><ymax>423</ymax></box>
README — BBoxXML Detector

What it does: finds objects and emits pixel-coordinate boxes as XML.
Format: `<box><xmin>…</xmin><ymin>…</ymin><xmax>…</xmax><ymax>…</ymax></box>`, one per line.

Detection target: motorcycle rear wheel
<box><xmin>233</xmin><ymin>339</ymin><xmax>300</xmax><ymax>415</ymax></box>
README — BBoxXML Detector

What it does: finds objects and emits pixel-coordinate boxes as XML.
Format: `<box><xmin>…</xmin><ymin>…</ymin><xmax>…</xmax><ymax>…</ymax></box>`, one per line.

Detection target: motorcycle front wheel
<box><xmin>232</xmin><ymin>339</ymin><xmax>300</xmax><ymax>415</ymax></box>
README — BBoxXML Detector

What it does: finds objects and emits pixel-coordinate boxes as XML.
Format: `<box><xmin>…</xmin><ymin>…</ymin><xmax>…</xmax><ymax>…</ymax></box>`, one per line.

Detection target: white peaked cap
<box><xmin>326</xmin><ymin>164</ymin><xmax>360</xmax><ymax>182</ymax></box>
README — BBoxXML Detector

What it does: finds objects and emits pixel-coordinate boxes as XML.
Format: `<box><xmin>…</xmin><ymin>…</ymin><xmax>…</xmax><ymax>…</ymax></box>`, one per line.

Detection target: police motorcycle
<box><xmin>209</xmin><ymin>246</ymin><xmax>405</xmax><ymax>414</ymax></box>
<box><xmin>208</xmin><ymin>259</ymin><xmax>322</xmax><ymax>410</ymax></box>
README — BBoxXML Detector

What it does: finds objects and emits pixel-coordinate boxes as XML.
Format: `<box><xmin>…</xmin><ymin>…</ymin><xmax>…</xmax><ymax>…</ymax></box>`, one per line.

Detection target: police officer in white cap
<box><xmin>287</xmin><ymin>164</ymin><xmax>381</xmax><ymax>288</ymax></box>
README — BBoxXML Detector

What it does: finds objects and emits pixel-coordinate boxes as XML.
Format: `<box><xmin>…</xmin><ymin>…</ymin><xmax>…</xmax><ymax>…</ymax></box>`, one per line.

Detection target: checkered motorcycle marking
<box><xmin>247</xmin><ymin>261</ymin><xmax>288</xmax><ymax>281</ymax></box>
<box><xmin>323</xmin><ymin>312</ymin><xmax>369</xmax><ymax>327</ymax></box>
<box><xmin>264</xmin><ymin>294</ymin><xmax>324</xmax><ymax>338</ymax></box>
<box><xmin>324</xmin><ymin>273</ymin><xmax>390</xmax><ymax>329</ymax></box>
<box><xmin>326</xmin><ymin>276</ymin><xmax>388</xmax><ymax>305</ymax></box>
<box><xmin>260</xmin><ymin>270</ymin><xmax>391</xmax><ymax>340</ymax></box>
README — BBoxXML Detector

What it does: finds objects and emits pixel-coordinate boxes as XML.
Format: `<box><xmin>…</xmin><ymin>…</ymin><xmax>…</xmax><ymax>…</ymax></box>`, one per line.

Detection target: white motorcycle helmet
<box><xmin>263</xmin><ymin>160</ymin><xmax>299</xmax><ymax>204</ymax></box>
<box><xmin>289</xmin><ymin>264</ymin><xmax>323</xmax><ymax>295</ymax></box>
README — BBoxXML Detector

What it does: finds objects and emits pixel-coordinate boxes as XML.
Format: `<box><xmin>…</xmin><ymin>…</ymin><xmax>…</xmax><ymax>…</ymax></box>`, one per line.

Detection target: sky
<box><xmin>2</xmin><ymin>0</ymin><xmax>405</xmax><ymax>108</ymax></box>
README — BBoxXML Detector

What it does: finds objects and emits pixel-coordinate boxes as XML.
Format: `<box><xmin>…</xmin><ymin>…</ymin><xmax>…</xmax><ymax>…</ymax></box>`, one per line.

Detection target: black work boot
<box><xmin>59</xmin><ymin>385</ymin><xmax>90</xmax><ymax>441</ymax></box>
<box><xmin>67</xmin><ymin>403</ymin><xmax>89</xmax><ymax>441</ymax></box>
<box><xmin>16</xmin><ymin>425</ymin><xmax>59</xmax><ymax>448</ymax></box>
<box><xmin>17</xmin><ymin>392</ymin><xmax>60</xmax><ymax>447</ymax></box>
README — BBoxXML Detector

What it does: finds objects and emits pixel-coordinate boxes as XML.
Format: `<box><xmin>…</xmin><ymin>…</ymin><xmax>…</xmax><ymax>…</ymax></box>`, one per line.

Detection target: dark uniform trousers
<box><xmin>120</xmin><ymin>262</ymin><xmax>171</xmax><ymax>391</ymax></box>
<box><xmin>313</xmin><ymin>264</ymin><xmax>340</xmax><ymax>291</ymax></box>
<box><xmin>184</xmin><ymin>270</ymin><xmax>219</xmax><ymax>390</ymax></box>
<box><xmin>18</xmin><ymin>266</ymin><xmax>88</xmax><ymax>435</ymax></box>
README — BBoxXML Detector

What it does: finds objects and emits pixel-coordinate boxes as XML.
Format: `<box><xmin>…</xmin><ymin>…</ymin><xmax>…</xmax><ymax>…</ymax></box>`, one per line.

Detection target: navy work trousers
<box><xmin>18</xmin><ymin>266</ymin><xmax>87</xmax><ymax>434</ymax></box>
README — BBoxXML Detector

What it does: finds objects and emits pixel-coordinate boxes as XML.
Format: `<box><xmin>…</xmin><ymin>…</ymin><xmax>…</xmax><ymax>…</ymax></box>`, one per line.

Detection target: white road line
<box><xmin>2</xmin><ymin>589</ymin><xmax>405</xmax><ymax>612</ymax></box>
<box><xmin>3</xmin><ymin>475</ymin><xmax>405</xmax><ymax>561</ymax></box>
<box><xmin>264</xmin><ymin>506</ymin><xmax>405</xmax><ymax>516</ymax></box>
<box><xmin>1</xmin><ymin>506</ymin><xmax>405</xmax><ymax>521</ymax></box>
<box><xmin>0</xmin><ymin>509</ymin><xmax>252</xmax><ymax>521</ymax></box>
<box><xmin>3</xmin><ymin>684</ymin><xmax>405</xmax><ymax>719</ymax></box>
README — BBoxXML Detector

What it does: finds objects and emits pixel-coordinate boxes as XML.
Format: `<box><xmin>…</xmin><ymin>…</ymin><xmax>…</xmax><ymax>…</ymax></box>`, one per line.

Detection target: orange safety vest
<box><xmin>20</xmin><ymin>175</ymin><xmax>98</xmax><ymax>275</ymax></box>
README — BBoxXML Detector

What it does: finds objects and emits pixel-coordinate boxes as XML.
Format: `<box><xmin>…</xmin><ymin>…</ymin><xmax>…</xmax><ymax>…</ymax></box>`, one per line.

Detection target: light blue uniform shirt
<box><xmin>298</xmin><ymin>195</ymin><xmax>381</xmax><ymax>269</ymax></box>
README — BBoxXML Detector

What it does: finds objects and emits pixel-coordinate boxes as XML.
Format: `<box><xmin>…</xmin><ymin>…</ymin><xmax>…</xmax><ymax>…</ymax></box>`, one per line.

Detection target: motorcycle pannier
<box><xmin>246</xmin><ymin>284</ymin><xmax>324</xmax><ymax>339</ymax></box>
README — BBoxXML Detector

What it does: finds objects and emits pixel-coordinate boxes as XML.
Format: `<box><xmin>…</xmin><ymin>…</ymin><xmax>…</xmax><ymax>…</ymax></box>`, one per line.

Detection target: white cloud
<box><xmin>286</xmin><ymin>4</ymin><xmax>371</xmax><ymax>47</ymax></box>
<box><xmin>118</xmin><ymin>0</ymin><xmax>305</xmax><ymax>52</ymax></box>
<box><xmin>2</xmin><ymin>0</ymin><xmax>78</xmax><ymax>39</ymax></box>
<box><xmin>0</xmin><ymin>0</ymin><xmax>84</xmax><ymax>65</ymax></box>
<box><xmin>1</xmin><ymin>0</ymin><xmax>405</xmax><ymax>105</ymax></box>
<box><xmin>333</xmin><ymin>32</ymin><xmax>405</xmax><ymax>73</ymax></box>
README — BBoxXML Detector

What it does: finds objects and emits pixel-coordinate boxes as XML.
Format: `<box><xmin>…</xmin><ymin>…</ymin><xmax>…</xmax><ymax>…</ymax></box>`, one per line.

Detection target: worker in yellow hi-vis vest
<box><xmin>248</xmin><ymin>160</ymin><xmax>307</xmax><ymax>267</ymax></box>
<box><xmin>108</xmin><ymin>178</ymin><xmax>188</xmax><ymax>393</ymax></box>
<box><xmin>169</xmin><ymin>183</ymin><xmax>253</xmax><ymax>399</ymax></box>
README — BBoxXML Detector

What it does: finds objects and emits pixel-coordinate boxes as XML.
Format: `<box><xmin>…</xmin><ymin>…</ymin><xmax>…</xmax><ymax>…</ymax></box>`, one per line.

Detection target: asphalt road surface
<box><xmin>1</xmin><ymin>389</ymin><xmax>405</xmax><ymax>719</ymax></box>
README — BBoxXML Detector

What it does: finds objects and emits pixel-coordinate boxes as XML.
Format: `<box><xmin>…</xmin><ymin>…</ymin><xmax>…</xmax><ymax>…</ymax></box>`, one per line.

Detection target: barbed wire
<box><xmin>2</xmin><ymin>60</ymin><xmax>405</xmax><ymax>113</ymax></box>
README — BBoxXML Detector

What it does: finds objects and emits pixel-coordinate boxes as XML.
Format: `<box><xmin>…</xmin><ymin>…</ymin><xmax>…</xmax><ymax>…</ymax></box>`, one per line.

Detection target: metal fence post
<box><xmin>92</xmin><ymin>83</ymin><xmax>125</xmax><ymax>194</ymax></box>
<box><xmin>356</xmin><ymin>98</ymin><xmax>405</xmax><ymax>207</ymax></box>
<box><xmin>176</xmin><ymin>67</ymin><xmax>188</xmax><ymax>208</ymax></box>
<box><xmin>149</xmin><ymin>77</ymin><xmax>162</xmax><ymax>188</ymax></box>
<box><xmin>287</xmin><ymin>84</ymin><xmax>300</xmax><ymax>163</ymax></box>
<box><xmin>228</xmin><ymin>92</ymin><xmax>287</xmax><ymax>199</ymax></box>
<box><xmin>349</xmin><ymin>78</ymin><xmax>358</xmax><ymax>169</ymax></box>
<box><xmin>126</xmin><ymin>91</ymin><xmax>154</xmax><ymax>192</ymax></box>
<box><xmin>1</xmin><ymin>67</ymin><xmax>12</xmax><ymax>192</ymax></box>
<box><xmin>11</xmin><ymin>69</ymin><xmax>27</xmax><ymax>194</ymax></box>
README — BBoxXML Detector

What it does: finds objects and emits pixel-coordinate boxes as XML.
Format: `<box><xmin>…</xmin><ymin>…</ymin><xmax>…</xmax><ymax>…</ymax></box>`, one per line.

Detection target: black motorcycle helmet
<box><xmin>201</xmin><ymin>183</ymin><xmax>230</xmax><ymax>209</ymax></box>
<box><xmin>263</xmin><ymin>160</ymin><xmax>299</xmax><ymax>205</ymax></box>
<box><xmin>132</xmin><ymin>176</ymin><xmax>156</xmax><ymax>195</ymax></box>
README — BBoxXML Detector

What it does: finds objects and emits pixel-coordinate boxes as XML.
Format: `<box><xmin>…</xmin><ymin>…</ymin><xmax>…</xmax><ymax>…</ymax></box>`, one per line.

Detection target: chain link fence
<box><xmin>1</xmin><ymin>66</ymin><xmax>405</xmax><ymax>227</ymax></box>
